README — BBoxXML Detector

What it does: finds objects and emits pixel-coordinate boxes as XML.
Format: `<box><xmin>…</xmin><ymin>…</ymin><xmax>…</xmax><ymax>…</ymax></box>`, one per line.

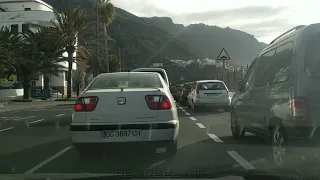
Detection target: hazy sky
<box><xmin>112</xmin><ymin>0</ymin><xmax>320</xmax><ymax>43</ymax></box>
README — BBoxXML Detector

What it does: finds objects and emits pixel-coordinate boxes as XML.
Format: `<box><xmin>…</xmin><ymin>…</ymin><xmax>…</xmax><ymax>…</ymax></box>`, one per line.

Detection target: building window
<box><xmin>22</xmin><ymin>24</ymin><xmax>30</xmax><ymax>33</ymax></box>
<box><xmin>25</xmin><ymin>8</ymin><xmax>31</xmax><ymax>11</ymax></box>
<box><xmin>10</xmin><ymin>24</ymin><xmax>18</xmax><ymax>34</ymax></box>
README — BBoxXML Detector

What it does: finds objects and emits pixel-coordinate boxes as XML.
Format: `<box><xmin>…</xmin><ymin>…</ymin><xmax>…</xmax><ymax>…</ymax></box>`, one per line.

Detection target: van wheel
<box><xmin>231</xmin><ymin>112</ymin><xmax>245</xmax><ymax>139</ymax></box>
<box><xmin>268</xmin><ymin>126</ymin><xmax>291</xmax><ymax>168</ymax></box>
<box><xmin>167</xmin><ymin>141</ymin><xmax>178</xmax><ymax>157</ymax></box>
<box><xmin>192</xmin><ymin>103</ymin><xmax>197</xmax><ymax>112</ymax></box>
<box><xmin>187</xmin><ymin>101</ymin><xmax>192</xmax><ymax>108</ymax></box>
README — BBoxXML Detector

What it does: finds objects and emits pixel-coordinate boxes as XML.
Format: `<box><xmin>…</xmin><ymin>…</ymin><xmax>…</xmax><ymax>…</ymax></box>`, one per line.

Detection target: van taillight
<box><xmin>74</xmin><ymin>96</ymin><xmax>99</xmax><ymax>112</ymax></box>
<box><xmin>145</xmin><ymin>95</ymin><xmax>172</xmax><ymax>110</ymax></box>
<box><xmin>292</xmin><ymin>98</ymin><xmax>309</xmax><ymax>121</ymax></box>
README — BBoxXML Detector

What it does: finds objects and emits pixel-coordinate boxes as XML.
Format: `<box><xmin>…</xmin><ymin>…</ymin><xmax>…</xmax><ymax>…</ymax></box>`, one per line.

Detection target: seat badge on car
<box><xmin>117</xmin><ymin>97</ymin><xmax>126</xmax><ymax>105</ymax></box>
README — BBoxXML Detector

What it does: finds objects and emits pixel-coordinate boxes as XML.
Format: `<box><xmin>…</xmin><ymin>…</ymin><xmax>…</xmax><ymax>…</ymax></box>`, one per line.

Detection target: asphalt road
<box><xmin>0</xmin><ymin>104</ymin><xmax>319</xmax><ymax>179</ymax></box>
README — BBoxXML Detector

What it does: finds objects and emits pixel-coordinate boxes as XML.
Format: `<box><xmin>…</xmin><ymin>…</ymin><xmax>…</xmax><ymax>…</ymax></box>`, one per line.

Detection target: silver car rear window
<box><xmin>198</xmin><ymin>82</ymin><xmax>226</xmax><ymax>90</ymax></box>
<box><xmin>88</xmin><ymin>73</ymin><xmax>163</xmax><ymax>89</ymax></box>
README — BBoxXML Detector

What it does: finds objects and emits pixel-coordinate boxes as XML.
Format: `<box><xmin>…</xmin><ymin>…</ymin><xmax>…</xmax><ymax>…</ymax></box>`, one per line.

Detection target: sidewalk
<box><xmin>0</xmin><ymin>100</ymin><xmax>75</xmax><ymax>113</ymax></box>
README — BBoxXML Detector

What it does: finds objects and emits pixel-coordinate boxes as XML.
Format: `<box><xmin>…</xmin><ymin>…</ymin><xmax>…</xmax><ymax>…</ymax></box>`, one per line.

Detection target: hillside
<box><xmin>143</xmin><ymin>17</ymin><xmax>268</xmax><ymax>65</ymax></box>
<box><xmin>43</xmin><ymin>0</ymin><xmax>267</xmax><ymax>66</ymax></box>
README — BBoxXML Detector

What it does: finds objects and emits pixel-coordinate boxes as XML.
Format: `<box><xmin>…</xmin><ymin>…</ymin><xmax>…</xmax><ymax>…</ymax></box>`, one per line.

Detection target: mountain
<box><xmin>43</xmin><ymin>0</ymin><xmax>267</xmax><ymax>66</ymax></box>
<box><xmin>143</xmin><ymin>17</ymin><xmax>268</xmax><ymax>65</ymax></box>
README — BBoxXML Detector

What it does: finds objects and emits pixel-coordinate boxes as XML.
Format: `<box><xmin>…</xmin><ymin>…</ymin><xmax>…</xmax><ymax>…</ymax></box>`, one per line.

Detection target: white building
<box><xmin>0</xmin><ymin>0</ymin><xmax>76</xmax><ymax>96</ymax></box>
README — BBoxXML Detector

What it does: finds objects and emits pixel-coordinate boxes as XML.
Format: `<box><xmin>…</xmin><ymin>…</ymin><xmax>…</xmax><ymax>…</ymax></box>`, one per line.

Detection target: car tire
<box><xmin>268</xmin><ymin>125</ymin><xmax>292</xmax><ymax>168</ymax></box>
<box><xmin>167</xmin><ymin>141</ymin><xmax>178</xmax><ymax>157</ymax></box>
<box><xmin>187</xmin><ymin>101</ymin><xmax>192</xmax><ymax>108</ymax></box>
<box><xmin>231</xmin><ymin>112</ymin><xmax>245</xmax><ymax>139</ymax></box>
<box><xmin>192</xmin><ymin>103</ymin><xmax>197</xmax><ymax>112</ymax></box>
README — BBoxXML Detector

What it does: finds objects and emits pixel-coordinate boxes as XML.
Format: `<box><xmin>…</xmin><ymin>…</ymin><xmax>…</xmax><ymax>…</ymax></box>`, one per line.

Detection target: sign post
<box><xmin>217</xmin><ymin>48</ymin><xmax>231</xmax><ymax>69</ymax></box>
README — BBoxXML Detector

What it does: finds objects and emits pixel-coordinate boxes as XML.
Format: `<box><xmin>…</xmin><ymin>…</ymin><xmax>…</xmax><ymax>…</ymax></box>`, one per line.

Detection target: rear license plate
<box><xmin>100</xmin><ymin>129</ymin><xmax>142</xmax><ymax>139</ymax></box>
<box><xmin>207</xmin><ymin>94</ymin><xmax>219</xmax><ymax>96</ymax></box>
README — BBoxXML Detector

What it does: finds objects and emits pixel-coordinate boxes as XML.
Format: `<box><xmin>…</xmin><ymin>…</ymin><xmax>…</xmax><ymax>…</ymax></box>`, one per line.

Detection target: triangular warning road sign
<box><xmin>217</xmin><ymin>48</ymin><xmax>231</xmax><ymax>60</ymax></box>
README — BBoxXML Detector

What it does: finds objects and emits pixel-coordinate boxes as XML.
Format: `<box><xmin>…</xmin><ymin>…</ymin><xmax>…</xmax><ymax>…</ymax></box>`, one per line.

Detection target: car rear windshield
<box><xmin>198</xmin><ymin>82</ymin><xmax>226</xmax><ymax>90</ymax></box>
<box><xmin>88</xmin><ymin>73</ymin><xmax>163</xmax><ymax>90</ymax></box>
<box><xmin>305</xmin><ymin>30</ymin><xmax>320</xmax><ymax>78</ymax></box>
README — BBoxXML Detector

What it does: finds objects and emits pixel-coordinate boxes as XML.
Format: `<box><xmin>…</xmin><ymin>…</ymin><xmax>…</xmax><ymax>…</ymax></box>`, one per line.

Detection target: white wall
<box><xmin>0</xmin><ymin>74</ymin><xmax>43</xmax><ymax>88</ymax></box>
<box><xmin>50</xmin><ymin>72</ymin><xmax>66</xmax><ymax>87</ymax></box>
<box><xmin>0</xmin><ymin>1</ymin><xmax>52</xmax><ymax>11</ymax></box>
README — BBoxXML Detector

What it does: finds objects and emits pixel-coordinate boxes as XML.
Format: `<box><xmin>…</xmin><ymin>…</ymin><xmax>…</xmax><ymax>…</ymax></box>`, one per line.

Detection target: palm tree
<box><xmin>0</xmin><ymin>27</ymin><xmax>22</xmax><ymax>81</ymax></box>
<box><xmin>50</xmin><ymin>8</ymin><xmax>91</xmax><ymax>98</ymax></box>
<box><xmin>17</xmin><ymin>27</ymin><xmax>66</xmax><ymax>99</ymax></box>
<box><xmin>94</xmin><ymin>0</ymin><xmax>116</xmax><ymax>73</ymax></box>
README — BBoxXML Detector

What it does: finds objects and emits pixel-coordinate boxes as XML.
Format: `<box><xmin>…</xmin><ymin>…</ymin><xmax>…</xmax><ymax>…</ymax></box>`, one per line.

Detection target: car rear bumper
<box><xmin>73</xmin><ymin>140</ymin><xmax>175</xmax><ymax>154</ymax></box>
<box><xmin>70</xmin><ymin>120</ymin><xmax>179</xmax><ymax>143</ymax></box>
<box><xmin>194</xmin><ymin>98</ymin><xmax>231</xmax><ymax>107</ymax></box>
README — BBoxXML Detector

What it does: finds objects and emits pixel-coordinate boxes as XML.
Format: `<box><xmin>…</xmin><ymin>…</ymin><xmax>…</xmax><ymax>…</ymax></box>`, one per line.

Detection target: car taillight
<box><xmin>145</xmin><ymin>95</ymin><xmax>172</xmax><ymax>110</ymax></box>
<box><xmin>74</xmin><ymin>96</ymin><xmax>99</xmax><ymax>112</ymax></box>
<box><xmin>292</xmin><ymin>98</ymin><xmax>309</xmax><ymax>121</ymax></box>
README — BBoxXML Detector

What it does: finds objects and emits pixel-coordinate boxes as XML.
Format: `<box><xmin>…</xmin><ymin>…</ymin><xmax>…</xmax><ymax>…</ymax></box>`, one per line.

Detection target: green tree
<box><xmin>0</xmin><ymin>27</ymin><xmax>22</xmax><ymax>82</ymax></box>
<box><xmin>94</xmin><ymin>0</ymin><xmax>116</xmax><ymax>73</ymax></box>
<box><xmin>17</xmin><ymin>27</ymin><xmax>66</xmax><ymax>99</ymax></box>
<box><xmin>50</xmin><ymin>7</ymin><xmax>91</xmax><ymax>98</ymax></box>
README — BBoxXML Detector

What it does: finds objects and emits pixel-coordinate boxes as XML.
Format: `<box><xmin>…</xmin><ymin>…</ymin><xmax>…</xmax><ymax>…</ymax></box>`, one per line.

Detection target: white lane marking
<box><xmin>181</xmin><ymin>109</ymin><xmax>186</xmax><ymax>112</ymax></box>
<box><xmin>147</xmin><ymin>160</ymin><xmax>166</xmax><ymax>169</ymax></box>
<box><xmin>55</xmin><ymin>114</ymin><xmax>65</xmax><ymax>117</ymax></box>
<box><xmin>196</xmin><ymin>123</ymin><xmax>205</xmax><ymax>128</ymax></box>
<box><xmin>0</xmin><ymin>127</ymin><xmax>14</xmax><ymax>132</ymax></box>
<box><xmin>227</xmin><ymin>151</ymin><xmax>255</xmax><ymax>170</ymax></box>
<box><xmin>25</xmin><ymin>146</ymin><xmax>73</xmax><ymax>174</ymax></box>
<box><xmin>208</xmin><ymin>133</ymin><xmax>223</xmax><ymax>143</ymax></box>
<box><xmin>178</xmin><ymin>107</ymin><xmax>183</xmax><ymax>110</ymax></box>
<box><xmin>189</xmin><ymin>117</ymin><xmax>197</xmax><ymax>121</ymax></box>
<box><xmin>185</xmin><ymin>112</ymin><xmax>190</xmax><ymax>115</ymax></box>
<box><xmin>29</xmin><ymin>119</ymin><xmax>45</xmax><ymax>124</ymax></box>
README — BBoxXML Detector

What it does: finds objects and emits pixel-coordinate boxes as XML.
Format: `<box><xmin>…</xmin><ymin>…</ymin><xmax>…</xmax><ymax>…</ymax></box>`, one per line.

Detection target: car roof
<box><xmin>196</xmin><ymin>80</ymin><xmax>224</xmax><ymax>83</ymax></box>
<box><xmin>97</xmin><ymin>72</ymin><xmax>160</xmax><ymax>76</ymax></box>
<box><xmin>132</xmin><ymin>68</ymin><xmax>166</xmax><ymax>71</ymax></box>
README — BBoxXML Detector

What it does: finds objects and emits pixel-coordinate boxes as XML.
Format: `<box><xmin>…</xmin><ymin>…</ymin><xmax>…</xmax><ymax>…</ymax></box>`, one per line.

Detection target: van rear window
<box><xmin>305</xmin><ymin>32</ymin><xmax>320</xmax><ymax>78</ymax></box>
<box><xmin>199</xmin><ymin>82</ymin><xmax>226</xmax><ymax>90</ymax></box>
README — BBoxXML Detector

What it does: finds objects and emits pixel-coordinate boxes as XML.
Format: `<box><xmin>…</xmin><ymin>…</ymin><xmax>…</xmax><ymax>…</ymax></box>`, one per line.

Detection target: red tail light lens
<box><xmin>74</xmin><ymin>96</ymin><xmax>99</xmax><ymax>112</ymax></box>
<box><xmin>292</xmin><ymin>98</ymin><xmax>308</xmax><ymax>120</ymax></box>
<box><xmin>145</xmin><ymin>95</ymin><xmax>172</xmax><ymax>110</ymax></box>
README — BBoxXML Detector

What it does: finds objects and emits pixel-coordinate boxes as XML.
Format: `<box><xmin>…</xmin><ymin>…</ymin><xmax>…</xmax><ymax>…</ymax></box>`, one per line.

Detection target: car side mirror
<box><xmin>237</xmin><ymin>80</ymin><xmax>243</xmax><ymax>92</ymax></box>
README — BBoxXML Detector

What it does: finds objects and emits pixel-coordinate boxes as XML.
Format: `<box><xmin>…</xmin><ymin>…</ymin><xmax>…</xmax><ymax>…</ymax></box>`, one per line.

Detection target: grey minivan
<box><xmin>231</xmin><ymin>24</ymin><xmax>320</xmax><ymax>168</ymax></box>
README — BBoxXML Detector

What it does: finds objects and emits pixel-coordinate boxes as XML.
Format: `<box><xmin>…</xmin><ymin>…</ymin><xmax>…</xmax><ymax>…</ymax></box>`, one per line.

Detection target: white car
<box><xmin>70</xmin><ymin>72</ymin><xmax>179</xmax><ymax>157</ymax></box>
<box><xmin>131</xmin><ymin>68</ymin><xmax>170</xmax><ymax>86</ymax></box>
<box><xmin>187</xmin><ymin>80</ymin><xmax>231</xmax><ymax>112</ymax></box>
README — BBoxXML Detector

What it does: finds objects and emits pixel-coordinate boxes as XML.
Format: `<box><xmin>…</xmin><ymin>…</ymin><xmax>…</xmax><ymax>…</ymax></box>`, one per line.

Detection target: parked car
<box><xmin>187</xmin><ymin>80</ymin><xmax>230</xmax><ymax>112</ymax></box>
<box><xmin>230</xmin><ymin>24</ymin><xmax>320</xmax><ymax>168</ymax></box>
<box><xmin>179</xmin><ymin>82</ymin><xmax>194</xmax><ymax>106</ymax></box>
<box><xmin>131</xmin><ymin>68</ymin><xmax>170</xmax><ymax>86</ymax></box>
<box><xmin>70</xmin><ymin>72</ymin><xmax>179</xmax><ymax>158</ymax></box>
<box><xmin>172</xmin><ymin>84</ymin><xmax>183</xmax><ymax>101</ymax></box>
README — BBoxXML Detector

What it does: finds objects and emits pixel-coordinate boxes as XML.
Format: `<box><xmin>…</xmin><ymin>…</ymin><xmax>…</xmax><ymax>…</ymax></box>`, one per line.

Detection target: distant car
<box><xmin>179</xmin><ymin>82</ymin><xmax>194</xmax><ymax>106</ymax></box>
<box><xmin>70</xmin><ymin>72</ymin><xmax>179</xmax><ymax>157</ymax></box>
<box><xmin>131</xmin><ymin>68</ymin><xmax>170</xmax><ymax>86</ymax></box>
<box><xmin>187</xmin><ymin>80</ymin><xmax>231</xmax><ymax>112</ymax></box>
